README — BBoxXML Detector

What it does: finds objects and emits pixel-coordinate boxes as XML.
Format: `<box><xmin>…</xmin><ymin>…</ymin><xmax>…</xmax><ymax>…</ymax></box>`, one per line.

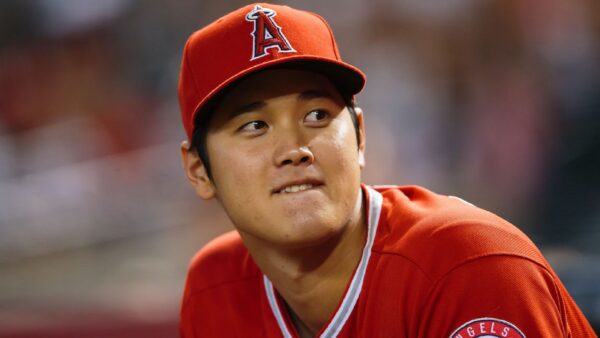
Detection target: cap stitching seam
<box><xmin>311</xmin><ymin>13</ymin><xmax>340</xmax><ymax>60</ymax></box>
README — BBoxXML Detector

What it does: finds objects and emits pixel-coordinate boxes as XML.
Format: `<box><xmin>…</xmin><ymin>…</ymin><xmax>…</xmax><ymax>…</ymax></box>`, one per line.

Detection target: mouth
<box><xmin>272</xmin><ymin>180</ymin><xmax>324</xmax><ymax>195</ymax></box>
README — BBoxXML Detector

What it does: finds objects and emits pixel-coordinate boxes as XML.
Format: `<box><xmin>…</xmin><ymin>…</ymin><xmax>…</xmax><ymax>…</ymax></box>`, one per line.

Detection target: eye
<box><xmin>304</xmin><ymin>110</ymin><xmax>329</xmax><ymax>123</ymax></box>
<box><xmin>239</xmin><ymin>120</ymin><xmax>268</xmax><ymax>132</ymax></box>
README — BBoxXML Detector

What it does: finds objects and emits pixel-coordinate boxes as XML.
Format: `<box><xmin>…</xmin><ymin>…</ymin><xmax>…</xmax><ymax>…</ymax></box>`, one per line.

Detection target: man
<box><xmin>177</xmin><ymin>3</ymin><xmax>596</xmax><ymax>337</ymax></box>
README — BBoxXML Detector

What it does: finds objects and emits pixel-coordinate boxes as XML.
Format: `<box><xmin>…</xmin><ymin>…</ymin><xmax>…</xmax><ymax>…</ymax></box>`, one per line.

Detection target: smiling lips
<box><xmin>273</xmin><ymin>180</ymin><xmax>324</xmax><ymax>194</ymax></box>
<box><xmin>279</xmin><ymin>184</ymin><xmax>315</xmax><ymax>194</ymax></box>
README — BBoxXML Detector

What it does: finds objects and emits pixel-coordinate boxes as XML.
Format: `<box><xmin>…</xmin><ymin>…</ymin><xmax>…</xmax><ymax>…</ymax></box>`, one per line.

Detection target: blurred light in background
<box><xmin>0</xmin><ymin>0</ymin><xmax>599</xmax><ymax>336</ymax></box>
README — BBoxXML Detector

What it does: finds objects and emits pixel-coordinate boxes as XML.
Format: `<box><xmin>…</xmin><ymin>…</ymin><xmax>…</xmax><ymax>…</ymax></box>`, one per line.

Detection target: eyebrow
<box><xmin>227</xmin><ymin>89</ymin><xmax>337</xmax><ymax>120</ymax></box>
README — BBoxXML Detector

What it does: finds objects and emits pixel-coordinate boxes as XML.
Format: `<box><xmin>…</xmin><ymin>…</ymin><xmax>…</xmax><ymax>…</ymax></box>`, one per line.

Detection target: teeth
<box><xmin>280</xmin><ymin>184</ymin><xmax>314</xmax><ymax>194</ymax></box>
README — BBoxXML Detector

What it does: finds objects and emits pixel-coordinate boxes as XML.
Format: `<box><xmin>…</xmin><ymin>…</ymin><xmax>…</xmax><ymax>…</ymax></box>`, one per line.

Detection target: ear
<box><xmin>180</xmin><ymin>141</ymin><xmax>216</xmax><ymax>200</ymax></box>
<box><xmin>354</xmin><ymin>107</ymin><xmax>366</xmax><ymax>169</ymax></box>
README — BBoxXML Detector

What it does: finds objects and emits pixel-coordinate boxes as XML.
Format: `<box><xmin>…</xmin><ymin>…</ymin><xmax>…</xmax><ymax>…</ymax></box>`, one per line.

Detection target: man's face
<box><xmin>194</xmin><ymin>69</ymin><xmax>365</xmax><ymax>249</ymax></box>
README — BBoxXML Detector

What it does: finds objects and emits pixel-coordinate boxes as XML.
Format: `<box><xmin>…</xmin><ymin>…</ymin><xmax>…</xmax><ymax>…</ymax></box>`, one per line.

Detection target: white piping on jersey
<box><xmin>263</xmin><ymin>186</ymin><xmax>383</xmax><ymax>338</ymax></box>
<box><xmin>264</xmin><ymin>276</ymin><xmax>294</xmax><ymax>338</ymax></box>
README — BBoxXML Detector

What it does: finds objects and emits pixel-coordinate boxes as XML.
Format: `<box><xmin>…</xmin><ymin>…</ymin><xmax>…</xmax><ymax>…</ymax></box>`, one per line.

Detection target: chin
<box><xmin>274</xmin><ymin>216</ymin><xmax>347</xmax><ymax>249</ymax></box>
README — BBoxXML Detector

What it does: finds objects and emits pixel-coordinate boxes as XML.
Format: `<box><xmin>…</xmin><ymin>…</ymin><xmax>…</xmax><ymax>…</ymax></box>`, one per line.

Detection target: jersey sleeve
<box><xmin>178</xmin><ymin>232</ymin><xmax>269</xmax><ymax>338</ymax></box>
<box><xmin>415</xmin><ymin>254</ymin><xmax>592</xmax><ymax>338</ymax></box>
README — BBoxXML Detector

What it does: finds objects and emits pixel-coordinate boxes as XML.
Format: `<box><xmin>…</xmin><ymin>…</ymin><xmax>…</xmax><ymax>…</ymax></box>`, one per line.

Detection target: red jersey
<box><xmin>180</xmin><ymin>185</ymin><xmax>596</xmax><ymax>337</ymax></box>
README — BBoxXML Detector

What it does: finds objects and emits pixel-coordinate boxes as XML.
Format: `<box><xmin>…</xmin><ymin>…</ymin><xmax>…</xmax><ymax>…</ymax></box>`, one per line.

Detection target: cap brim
<box><xmin>191</xmin><ymin>55</ymin><xmax>366</xmax><ymax>129</ymax></box>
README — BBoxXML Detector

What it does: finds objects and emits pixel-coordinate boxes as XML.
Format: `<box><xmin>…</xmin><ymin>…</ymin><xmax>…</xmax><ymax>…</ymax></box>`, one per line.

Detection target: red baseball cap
<box><xmin>178</xmin><ymin>3</ymin><xmax>366</xmax><ymax>140</ymax></box>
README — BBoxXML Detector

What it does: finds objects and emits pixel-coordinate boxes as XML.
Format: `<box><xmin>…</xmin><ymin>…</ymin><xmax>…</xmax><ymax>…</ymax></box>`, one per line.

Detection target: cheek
<box><xmin>207</xmin><ymin>137</ymin><xmax>270</xmax><ymax>202</ymax></box>
<box><xmin>209</xmin><ymin>146</ymin><xmax>278</xmax><ymax>232</ymax></box>
<box><xmin>311</xmin><ymin>119</ymin><xmax>360</xmax><ymax>170</ymax></box>
<box><xmin>214</xmin><ymin>150</ymin><xmax>268</xmax><ymax>189</ymax></box>
<box><xmin>210</xmin><ymin>151</ymin><xmax>266</xmax><ymax>224</ymax></box>
<box><xmin>309</xmin><ymin>121</ymin><xmax>362</xmax><ymax>222</ymax></box>
<box><xmin>309</xmin><ymin>121</ymin><xmax>362</xmax><ymax>211</ymax></box>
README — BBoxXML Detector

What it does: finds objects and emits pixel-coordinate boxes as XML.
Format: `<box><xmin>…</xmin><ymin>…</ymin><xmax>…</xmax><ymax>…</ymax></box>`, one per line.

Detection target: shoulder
<box><xmin>370</xmin><ymin>185</ymin><xmax>548</xmax><ymax>281</ymax></box>
<box><xmin>184</xmin><ymin>230</ymin><xmax>260</xmax><ymax>295</ymax></box>
<box><xmin>180</xmin><ymin>231</ymin><xmax>266</xmax><ymax>337</ymax></box>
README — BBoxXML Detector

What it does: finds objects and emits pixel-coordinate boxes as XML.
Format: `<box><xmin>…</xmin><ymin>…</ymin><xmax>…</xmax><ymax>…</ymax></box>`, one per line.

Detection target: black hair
<box><xmin>190</xmin><ymin>96</ymin><xmax>361</xmax><ymax>181</ymax></box>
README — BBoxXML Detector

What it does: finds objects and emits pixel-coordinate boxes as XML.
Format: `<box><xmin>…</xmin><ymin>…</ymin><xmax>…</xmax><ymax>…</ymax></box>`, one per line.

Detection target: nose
<box><xmin>275</xmin><ymin>145</ymin><xmax>314</xmax><ymax>167</ymax></box>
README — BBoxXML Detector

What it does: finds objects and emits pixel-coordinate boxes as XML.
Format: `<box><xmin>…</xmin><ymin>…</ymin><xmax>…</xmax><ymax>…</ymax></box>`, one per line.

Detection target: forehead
<box><xmin>213</xmin><ymin>68</ymin><xmax>343</xmax><ymax>116</ymax></box>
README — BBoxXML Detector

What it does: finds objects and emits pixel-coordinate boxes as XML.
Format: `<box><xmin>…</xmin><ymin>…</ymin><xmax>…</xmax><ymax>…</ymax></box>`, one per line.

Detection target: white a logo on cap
<box><xmin>245</xmin><ymin>5</ymin><xmax>296</xmax><ymax>61</ymax></box>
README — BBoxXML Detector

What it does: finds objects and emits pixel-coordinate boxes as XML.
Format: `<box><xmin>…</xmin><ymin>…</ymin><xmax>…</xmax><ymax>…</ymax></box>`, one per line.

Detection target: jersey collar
<box><xmin>263</xmin><ymin>185</ymin><xmax>383</xmax><ymax>338</ymax></box>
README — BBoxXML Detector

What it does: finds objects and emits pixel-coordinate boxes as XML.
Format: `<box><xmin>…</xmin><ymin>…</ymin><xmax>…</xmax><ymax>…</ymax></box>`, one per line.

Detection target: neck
<box><xmin>241</xmin><ymin>191</ymin><xmax>367</xmax><ymax>335</ymax></box>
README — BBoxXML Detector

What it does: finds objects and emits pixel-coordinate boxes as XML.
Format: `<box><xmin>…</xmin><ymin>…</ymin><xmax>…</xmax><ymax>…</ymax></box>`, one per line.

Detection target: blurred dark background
<box><xmin>0</xmin><ymin>0</ymin><xmax>598</xmax><ymax>336</ymax></box>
